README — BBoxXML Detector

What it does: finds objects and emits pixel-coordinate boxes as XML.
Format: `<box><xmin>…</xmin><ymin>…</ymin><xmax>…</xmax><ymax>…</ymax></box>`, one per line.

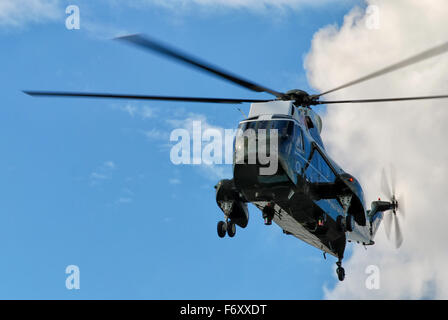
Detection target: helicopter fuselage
<box><xmin>216</xmin><ymin>101</ymin><xmax>385</xmax><ymax>260</ymax></box>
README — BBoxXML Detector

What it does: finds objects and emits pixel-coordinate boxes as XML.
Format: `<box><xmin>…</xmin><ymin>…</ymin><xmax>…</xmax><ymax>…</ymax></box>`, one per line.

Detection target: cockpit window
<box><xmin>238</xmin><ymin>120</ymin><xmax>294</xmax><ymax>136</ymax></box>
<box><xmin>238</xmin><ymin>122</ymin><xmax>248</xmax><ymax>131</ymax></box>
<box><xmin>246</xmin><ymin>121</ymin><xmax>258</xmax><ymax>130</ymax></box>
<box><xmin>258</xmin><ymin>121</ymin><xmax>270</xmax><ymax>130</ymax></box>
<box><xmin>271</xmin><ymin>120</ymin><xmax>287</xmax><ymax>131</ymax></box>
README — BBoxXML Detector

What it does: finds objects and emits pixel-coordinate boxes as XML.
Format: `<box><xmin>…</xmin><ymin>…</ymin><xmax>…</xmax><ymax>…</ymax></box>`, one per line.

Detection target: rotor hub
<box><xmin>391</xmin><ymin>196</ymin><xmax>399</xmax><ymax>214</ymax></box>
<box><xmin>283</xmin><ymin>89</ymin><xmax>318</xmax><ymax>106</ymax></box>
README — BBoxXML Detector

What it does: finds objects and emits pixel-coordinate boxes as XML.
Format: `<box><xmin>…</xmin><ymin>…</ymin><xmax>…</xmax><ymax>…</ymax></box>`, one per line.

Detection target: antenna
<box><xmin>236</xmin><ymin>107</ymin><xmax>247</xmax><ymax>118</ymax></box>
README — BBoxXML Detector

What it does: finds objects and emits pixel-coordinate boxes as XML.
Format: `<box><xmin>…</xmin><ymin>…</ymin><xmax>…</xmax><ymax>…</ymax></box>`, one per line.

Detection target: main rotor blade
<box><xmin>23</xmin><ymin>91</ymin><xmax>272</xmax><ymax>104</ymax></box>
<box><xmin>315</xmin><ymin>94</ymin><xmax>448</xmax><ymax>105</ymax></box>
<box><xmin>115</xmin><ymin>34</ymin><xmax>284</xmax><ymax>98</ymax></box>
<box><xmin>318</xmin><ymin>41</ymin><xmax>448</xmax><ymax>97</ymax></box>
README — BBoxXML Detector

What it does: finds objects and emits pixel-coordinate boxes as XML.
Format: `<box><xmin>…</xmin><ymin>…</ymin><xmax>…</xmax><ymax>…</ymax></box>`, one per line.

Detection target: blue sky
<box><xmin>0</xmin><ymin>0</ymin><xmax>363</xmax><ymax>299</ymax></box>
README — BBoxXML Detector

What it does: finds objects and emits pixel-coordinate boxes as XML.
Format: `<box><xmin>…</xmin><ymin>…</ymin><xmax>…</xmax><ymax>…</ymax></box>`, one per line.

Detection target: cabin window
<box><xmin>296</xmin><ymin>126</ymin><xmax>304</xmax><ymax>151</ymax></box>
<box><xmin>287</xmin><ymin>121</ymin><xmax>294</xmax><ymax>136</ymax></box>
<box><xmin>305</xmin><ymin>116</ymin><xmax>314</xmax><ymax>129</ymax></box>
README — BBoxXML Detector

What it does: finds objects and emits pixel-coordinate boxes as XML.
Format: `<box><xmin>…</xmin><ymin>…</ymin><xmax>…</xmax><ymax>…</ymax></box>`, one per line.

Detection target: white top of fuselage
<box><xmin>247</xmin><ymin>100</ymin><xmax>322</xmax><ymax>133</ymax></box>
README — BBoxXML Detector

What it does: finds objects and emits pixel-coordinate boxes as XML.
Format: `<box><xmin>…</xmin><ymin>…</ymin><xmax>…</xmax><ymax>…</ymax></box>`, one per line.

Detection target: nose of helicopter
<box><xmin>232</xmin><ymin>134</ymin><xmax>295</xmax><ymax>194</ymax></box>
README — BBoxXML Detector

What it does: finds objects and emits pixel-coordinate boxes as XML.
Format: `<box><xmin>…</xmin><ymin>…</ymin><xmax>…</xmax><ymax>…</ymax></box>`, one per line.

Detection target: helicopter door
<box><xmin>295</xmin><ymin>125</ymin><xmax>304</xmax><ymax>152</ymax></box>
<box><xmin>304</xmin><ymin>145</ymin><xmax>337</xmax><ymax>184</ymax></box>
<box><xmin>303</xmin><ymin>144</ymin><xmax>339</xmax><ymax>199</ymax></box>
<box><xmin>294</xmin><ymin>125</ymin><xmax>306</xmax><ymax>175</ymax></box>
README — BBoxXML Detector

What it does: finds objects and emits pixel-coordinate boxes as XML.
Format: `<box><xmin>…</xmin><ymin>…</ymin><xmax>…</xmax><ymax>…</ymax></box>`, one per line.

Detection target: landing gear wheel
<box><xmin>227</xmin><ymin>222</ymin><xmax>236</xmax><ymax>237</ymax></box>
<box><xmin>217</xmin><ymin>221</ymin><xmax>227</xmax><ymax>238</ymax></box>
<box><xmin>336</xmin><ymin>267</ymin><xmax>345</xmax><ymax>281</ymax></box>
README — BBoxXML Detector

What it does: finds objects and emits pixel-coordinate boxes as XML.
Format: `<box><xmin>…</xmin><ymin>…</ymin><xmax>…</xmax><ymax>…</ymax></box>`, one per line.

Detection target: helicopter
<box><xmin>24</xmin><ymin>34</ymin><xmax>448</xmax><ymax>281</ymax></box>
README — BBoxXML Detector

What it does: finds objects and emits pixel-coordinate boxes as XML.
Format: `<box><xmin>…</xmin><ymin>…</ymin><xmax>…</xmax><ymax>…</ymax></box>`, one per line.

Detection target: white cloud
<box><xmin>118</xmin><ymin>104</ymin><xmax>157</xmax><ymax>119</ymax></box>
<box><xmin>304</xmin><ymin>0</ymin><xmax>448</xmax><ymax>299</ymax></box>
<box><xmin>141</xmin><ymin>106</ymin><xmax>155</xmax><ymax>119</ymax></box>
<box><xmin>90</xmin><ymin>160</ymin><xmax>116</xmax><ymax>185</ymax></box>
<box><xmin>103</xmin><ymin>161</ymin><xmax>116</xmax><ymax>169</ymax></box>
<box><xmin>0</xmin><ymin>0</ymin><xmax>60</xmax><ymax>27</ymax></box>
<box><xmin>90</xmin><ymin>172</ymin><xmax>108</xmax><ymax>180</ymax></box>
<box><xmin>120</xmin><ymin>105</ymin><xmax>232</xmax><ymax>181</ymax></box>
<box><xmin>144</xmin><ymin>128</ymin><xmax>169</xmax><ymax>141</ymax></box>
<box><xmin>136</xmin><ymin>0</ymin><xmax>342</xmax><ymax>12</ymax></box>
<box><xmin>169</xmin><ymin>178</ymin><xmax>181</xmax><ymax>185</ymax></box>
<box><xmin>121</xmin><ymin>104</ymin><xmax>138</xmax><ymax>117</ymax></box>
<box><xmin>116</xmin><ymin>197</ymin><xmax>133</xmax><ymax>204</ymax></box>
<box><xmin>166</xmin><ymin>111</ymin><xmax>233</xmax><ymax>181</ymax></box>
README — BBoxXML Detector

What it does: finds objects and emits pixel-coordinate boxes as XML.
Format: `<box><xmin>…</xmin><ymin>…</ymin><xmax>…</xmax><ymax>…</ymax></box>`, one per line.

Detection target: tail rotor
<box><xmin>381</xmin><ymin>167</ymin><xmax>405</xmax><ymax>248</ymax></box>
